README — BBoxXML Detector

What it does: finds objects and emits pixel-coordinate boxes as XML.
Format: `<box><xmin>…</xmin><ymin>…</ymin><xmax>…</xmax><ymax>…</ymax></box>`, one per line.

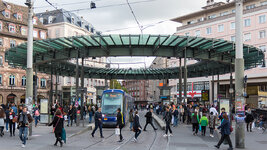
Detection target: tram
<box><xmin>101</xmin><ymin>89</ymin><xmax>134</xmax><ymax>127</ymax></box>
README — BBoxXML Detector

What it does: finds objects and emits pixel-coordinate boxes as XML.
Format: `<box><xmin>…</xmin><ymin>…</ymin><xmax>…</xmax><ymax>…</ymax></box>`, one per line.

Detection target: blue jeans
<box><xmin>6</xmin><ymin>121</ymin><xmax>9</xmax><ymax>131</ymax></box>
<box><xmin>89</xmin><ymin>115</ymin><xmax>92</xmax><ymax>123</ymax></box>
<box><xmin>135</xmin><ymin>129</ymin><xmax>141</xmax><ymax>139</ymax></box>
<box><xmin>34</xmin><ymin>116</ymin><xmax>40</xmax><ymax>126</ymax></box>
<box><xmin>129</xmin><ymin>122</ymin><xmax>133</xmax><ymax>130</ymax></box>
<box><xmin>19</xmin><ymin>127</ymin><xmax>28</xmax><ymax>145</ymax></box>
<box><xmin>173</xmin><ymin>117</ymin><xmax>178</xmax><ymax>127</ymax></box>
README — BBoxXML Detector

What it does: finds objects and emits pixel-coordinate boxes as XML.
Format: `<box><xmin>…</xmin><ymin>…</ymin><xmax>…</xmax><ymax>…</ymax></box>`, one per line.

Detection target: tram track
<box><xmin>81</xmin><ymin>131</ymin><xmax>115</xmax><ymax>150</ymax></box>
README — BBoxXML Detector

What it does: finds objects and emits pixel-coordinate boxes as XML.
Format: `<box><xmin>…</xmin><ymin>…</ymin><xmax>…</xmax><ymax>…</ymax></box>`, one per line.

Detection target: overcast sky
<box><xmin>5</xmin><ymin>0</ymin><xmax>223</xmax><ymax>68</ymax></box>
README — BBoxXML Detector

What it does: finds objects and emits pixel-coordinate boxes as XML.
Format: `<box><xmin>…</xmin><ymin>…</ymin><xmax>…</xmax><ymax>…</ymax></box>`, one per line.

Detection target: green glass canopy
<box><xmin>5</xmin><ymin>34</ymin><xmax>265</xmax><ymax>79</ymax></box>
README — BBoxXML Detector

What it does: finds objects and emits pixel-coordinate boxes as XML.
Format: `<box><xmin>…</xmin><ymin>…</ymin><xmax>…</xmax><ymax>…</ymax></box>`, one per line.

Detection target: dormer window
<box><xmin>33</xmin><ymin>17</ymin><xmax>37</xmax><ymax>25</ymax></box>
<box><xmin>40</xmin><ymin>17</ymin><xmax>43</xmax><ymax>24</ymax></box>
<box><xmin>2</xmin><ymin>10</ymin><xmax>10</xmax><ymax>18</ymax></box>
<box><xmin>0</xmin><ymin>22</ymin><xmax>2</xmax><ymax>31</ymax></box>
<box><xmin>14</xmin><ymin>13</ymin><xmax>23</xmax><ymax>21</ymax></box>
<box><xmin>71</xmin><ymin>17</ymin><xmax>74</xmax><ymax>24</ymax></box>
<box><xmin>48</xmin><ymin>16</ymin><xmax>53</xmax><ymax>24</ymax></box>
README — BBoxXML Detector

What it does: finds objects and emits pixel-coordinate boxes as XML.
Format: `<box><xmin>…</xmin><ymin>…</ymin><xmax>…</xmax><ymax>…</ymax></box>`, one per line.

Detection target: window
<box><xmin>48</xmin><ymin>16</ymin><xmax>53</xmax><ymax>24</ymax></box>
<box><xmin>259</xmin><ymin>30</ymin><xmax>266</xmax><ymax>39</ymax></box>
<box><xmin>10</xmin><ymin>40</ymin><xmax>16</xmax><ymax>48</ymax></box>
<box><xmin>230</xmin><ymin>36</ymin><xmax>235</xmax><ymax>42</ymax></box>
<box><xmin>0</xmin><ymin>74</ymin><xmax>2</xmax><ymax>85</ymax></box>
<box><xmin>246</xmin><ymin>4</ymin><xmax>255</xmax><ymax>10</ymax></box>
<box><xmin>33</xmin><ymin>17</ymin><xmax>37</xmax><ymax>25</ymax></box>
<box><xmin>244</xmin><ymin>19</ymin><xmax>251</xmax><ymax>27</ymax></box>
<box><xmin>9</xmin><ymin>24</ymin><xmax>15</xmax><ymax>33</ymax></box>
<box><xmin>33</xmin><ymin>30</ymin><xmax>38</xmax><ymax>38</ymax></box>
<box><xmin>259</xmin><ymin>45</ymin><xmax>266</xmax><ymax>52</ymax></box>
<box><xmin>0</xmin><ymin>22</ymin><xmax>2</xmax><ymax>31</ymax></box>
<box><xmin>208</xmin><ymin>14</ymin><xmax>216</xmax><ymax>19</ymax></box>
<box><xmin>218</xmin><ymin>24</ymin><xmax>224</xmax><ymax>32</ymax></box>
<box><xmin>230</xmin><ymin>22</ymin><xmax>235</xmax><ymax>30</ymax></box>
<box><xmin>259</xmin><ymin>15</ymin><xmax>266</xmax><ymax>24</ymax></box>
<box><xmin>261</xmin><ymin>1</ymin><xmax>267</xmax><ymax>6</ymax></box>
<box><xmin>185</xmin><ymin>32</ymin><xmax>190</xmax><ymax>36</ymax></box>
<box><xmin>0</xmin><ymin>38</ymin><xmax>3</xmax><ymax>46</ymax></box>
<box><xmin>39</xmin><ymin>18</ymin><xmax>43</xmax><ymax>24</ymax></box>
<box><xmin>21</xmin><ymin>27</ymin><xmax>27</xmax><ymax>36</ymax></box>
<box><xmin>206</xmin><ymin>27</ymin><xmax>212</xmax><ymax>34</ymax></box>
<box><xmin>220</xmin><ymin>11</ymin><xmax>228</xmax><ymax>16</ymax></box>
<box><xmin>4</xmin><ymin>10</ymin><xmax>10</xmax><ymax>18</ymax></box>
<box><xmin>22</xmin><ymin>76</ymin><xmax>26</xmax><ymax>86</ymax></box>
<box><xmin>195</xmin><ymin>30</ymin><xmax>200</xmax><ymax>36</ymax></box>
<box><xmin>40</xmin><ymin>31</ymin><xmax>46</xmax><ymax>39</ymax></box>
<box><xmin>0</xmin><ymin>55</ymin><xmax>3</xmax><ymax>66</ymax></box>
<box><xmin>41</xmin><ymin>78</ymin><xmax>46</xmax><ymax>88</ymax></box>
<box><xmin>17</xmin><ymin>14</ymin><xmax>22</xmax><ymax>21</ymax></box>
<box><xmin>244</xmin><ymin>33</ymin><xmax>251</xmax><ymax>41</ymax></box>
<box><xmin>9</xmin><ymin>75</ymin><xmax>15</xmax><ymax>86</ymax></box>
<box><xmin>232</xmin><ymin>9</ymin><xmax>236</xmax><ymax>13</ymax></box>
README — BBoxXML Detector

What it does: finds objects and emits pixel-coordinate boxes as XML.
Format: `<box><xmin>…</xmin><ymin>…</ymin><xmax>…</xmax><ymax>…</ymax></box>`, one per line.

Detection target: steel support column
<box><xmin>212</xmin><ymin>75</ymin><xmax>214</xmax><ymax>104</ymax></box>
<box><xmin>183</xmin><ymin>49</ymin><xmax>187</xmax><ymax>103</ymax></box>
<box><xmin>179</xmin><ymin>58</ymin><xmax>182</xmax><ymax>104</ymax></box>
<box><xmin>75</xmin><ymin>52</ymin><xmax>79</xmax><ymax>126</ymax></box>
<box><xmin>229</xmin><ymin>65</ymin><xmax>233</xmax><ymax>126</ymax></box>
<box><xmin>49</xmin><ymin>64</ymin><xmax>53</xmax><ymax>124</ymax></box>
<box><xmin>217</xmin><ymin>74</ymin><xmax>220</xmax><ymax>110</ymax></box>
<box><xmin>235</xmin><ymin>0</ymin><xmax>245</xmax><ymax>148</ymax></box>
<box><xmin>81</xmin><ymin>57</ymin><xmax>85</xmax><ymax>127</ymax></box>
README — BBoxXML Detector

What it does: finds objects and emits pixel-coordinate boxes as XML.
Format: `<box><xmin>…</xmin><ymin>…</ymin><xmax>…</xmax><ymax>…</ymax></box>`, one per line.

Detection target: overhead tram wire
<box><xmin>125</xmin><ymin>0</ymin><xmax>143</xmax><ymax>34</ymax></box>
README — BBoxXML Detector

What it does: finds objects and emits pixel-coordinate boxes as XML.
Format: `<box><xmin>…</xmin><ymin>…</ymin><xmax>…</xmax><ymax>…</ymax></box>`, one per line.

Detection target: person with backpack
<box><xmin>214</xmin><ymin>114</ymin><xmax>233</xmax><ymax>150</ymax></box>
<box><xmin>191</xmin><ymin>111</ymin><xmax>200</xmax><ymax>135</ymax></box>
<box><xmin>245</xmin><ymin>108</ymin><xmax>254</xmax><ymax>132</ymax></box>
<box><xmin>33</xmin><ymin>105</ymin><xmax>40</xmax><ymax>127</ymax></box>
<box><xmin>133</xmin><ymin>111</ymin><xmax>142</xmax><ymax>142</ymax></box>
<box><xmin>129</xmin><ymin>109</ymin><xmax>134</xmax><ymax>130</ymax></box>
<box><xmin>209</xmin><ymin>111</ymin><xmax>216</xmax><ymax>137</ymax></box>
<box><xmin>49</xmin><ymin>109</ymin><xmax>64</xmax><ymax>147</ymax></box>
<box><xmin>172</xmin><ymin>106</ymin><xmax>179</xmax><ymax>127</ymax></box>
<box><xmin>144</xmin><ymin>108</ymin><xmax>157</xmax><ymax>131</ymax></box>
<box><xmin>199</xmin><ymin>113</ymin><xmax>209</xmax><ymax>136</ymax></box>
<box><xmin>116</xmin><ymin>108</ymin><xmax>124</xmax><ymax>142</ymax></box>
<box><xmin>17</xmin><ymin>106</ymin><xmax>33</xmax><ymax>148</ymax></box>
<box><xmin>163</xmin><ymin>107</ymin><xmax>173</xmax><ymax>137</ymax></box>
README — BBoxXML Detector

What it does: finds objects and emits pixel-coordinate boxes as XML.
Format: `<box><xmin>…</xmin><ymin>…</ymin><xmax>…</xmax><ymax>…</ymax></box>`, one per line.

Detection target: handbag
<box><xmin>61</xmin><ymin>128</ymin><xmax>66</xmax><ymax>143</ymax></box>
<box><xmin>115</xmin><ymin>128</ymin><xmax>120</xmax><ymax>135</ymax></box>
<box><xmin>12</xmin><ymin>116</ymin><xmax>17</xmax><ymax>123</ymax></box>
<box><xmin>199</xmin><ymin>125</ymin><xmax>202</xmax><ymax>131</ymax></box>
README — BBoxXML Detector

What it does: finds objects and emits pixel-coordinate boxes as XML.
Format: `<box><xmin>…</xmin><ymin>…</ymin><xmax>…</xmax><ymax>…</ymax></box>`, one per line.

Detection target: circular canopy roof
<box><xmin>5</xmin><ymin>34</ymin><xmax>265</xmax><ymax>79</ymax></box>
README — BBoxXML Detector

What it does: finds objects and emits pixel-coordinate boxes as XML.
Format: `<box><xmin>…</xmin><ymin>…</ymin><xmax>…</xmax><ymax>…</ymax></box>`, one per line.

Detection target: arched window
<box><xmin>9</xmin><ymin>75</ymin><xmax>15</xmax><ymax>85</ymax></box>
<box><xmin>22</xmin><ymin>76</ymin><xmax>26</xmax><ymax>86</ymax></box>
<box><xmin>41</xmin><ymin>78</ymin><xmax>46</xmax><ymax>88</ymax></box>
<box><xmin>48</xmin><ymin>16</ymin><xmax>53</xmax><ymax>24</ymax></box>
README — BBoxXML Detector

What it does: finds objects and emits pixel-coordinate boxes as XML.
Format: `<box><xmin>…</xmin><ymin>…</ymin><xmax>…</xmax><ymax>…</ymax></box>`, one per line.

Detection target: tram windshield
<box><xmin>102</xmin><ymin>92</ymin><xmax>123</xmax><ymax>114</ymax></box>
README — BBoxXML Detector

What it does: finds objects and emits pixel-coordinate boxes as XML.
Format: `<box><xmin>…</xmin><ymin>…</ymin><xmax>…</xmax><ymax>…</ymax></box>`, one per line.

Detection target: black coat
<box><xmin>164</xmin><ymin>111</ymin><xmax>172</xmax><ymax>123</ymax></box>
<box><xmin>133</xmin><ymin>114</ymin><xmax>141</xmax><ymax>130</ymax></box>
<box><xmin>218</xmin><ymin>119</ymin><xmax>231</xmax><ymax>135</ymax></box>
<box><xmin>94</xmin><ymin>111</ymin><xmax>102</xmax><ymax>124</ymax></box>
<box><xmin>245</xmin><ymin>112</ymin><xmax>254</xmax><ymax>123</ymax></box>
<box><xmin>145</xmin><ymin>111</ymin><xmax>152</xmax><ymax>123</ymax></box>
<box><xmin>49</xmin><ymin>115</ymin><xmax>64</xmax><ymax>134</ymax></box>
<box><xmin>116</xmin><ymin>112</ymin><xmax>123</xmax><ymax>127</ymax></box>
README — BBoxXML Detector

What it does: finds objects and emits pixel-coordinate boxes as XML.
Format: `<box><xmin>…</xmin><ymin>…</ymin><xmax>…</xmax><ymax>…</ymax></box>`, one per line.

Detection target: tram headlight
<box><xmin>102</xmin><ymin>114</ymin><xmax>105</xmax><ymax>118</ymax></box>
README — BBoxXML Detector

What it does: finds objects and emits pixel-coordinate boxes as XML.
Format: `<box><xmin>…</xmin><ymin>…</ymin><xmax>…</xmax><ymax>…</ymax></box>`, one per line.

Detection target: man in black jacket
<box><xmin>91</xmin><ymin>108</ymin><xmax>104</xmax><ymax>138</ymax></box>
<box><xmin>163</xmin><ymin>107</ymin><xmax>173</xmax><ymax>137</ymax></box>
<box><xmin>116</xmin><ymin>108</ymin><xmax>124</xmax><ymax>142</ymax></box>
<box><xmin>144</xmin><ymin>109</ymin><xmax>157</xmax><ymax>131</ymax></box>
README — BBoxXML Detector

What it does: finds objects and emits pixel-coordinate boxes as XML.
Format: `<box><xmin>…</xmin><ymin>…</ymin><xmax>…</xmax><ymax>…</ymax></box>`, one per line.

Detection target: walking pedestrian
<box><xmin>245</xmin><ymin>108</ymin><xmax>254</xmax><ymax>132</ymax></box>
<box><xmin>209</xmin><ymin>111</ymin><xmax>216</xmax><ymax>137</ymax></box>
<box><xmin>163</xmin><ymin>107</ymin><xmax>173</xmax><ymax>137</ymax></box>
<box><xmin>129</xmin><ymin>109</ymin><xmax>134</xmax><ymax>130</ymax></box>
<box><xmin>116</xmin><ymin>108</ymin><xmax>124</xmax><ymax>142</ymax></box>
<box><xmin>17</xmin><ymin>106</ymin><xmax>33</xmax><ymax>148</ymax></box>
<box><xmin>209</xmin><ymin>105</ymin><xmax>218</xmax><ymax>116</ymax></box>
<box><xmin>173</xmin><ymin>106</ymin><xmax>179</xmax><ymax>127</ymax></box>
<box><xmin>88</xmin><ymin>105</ymin><xmax>93</xmax><ymax>123</ymax></box>
<box><xmin>133</xmin><ymin>111</ymin><xmax>142</xmax><ymax>142</ymax></box>
<box><xmin>91</xmin><ymin>107</ymin><xmax>104</xmax><ymax>138</ymax></box>
<box><xmin>67</xmin><ymin>105</ymin><xmax>74</xmax><ymax>127</ymax></box>
<box><xmin>8</xmin><ymin>108</ymin><xmax>16</xmax><ymax>136</ymax></box>
<box><xmin>0</xmin><ymin>106</ymin><xmax>5</xmax><ymax>137</ymax></box>
<box><xmin>214</xmin><ymin>114</ymin><xmax>233</xmax><ymax>150</ymax></box>
<box><xmin>144</xmin><ymin>108</ymin><xmax>157</xmax><ymax>131</ymax></box>
<box><xmin>5</xmin><ymin>107</ymin><xmax>9</xmax><ymax>133</ymax></box>
<box><xmin>49</xmin><ymin>109</ymin><xmax>64</xmax><ymax>147</ymax></box>
<box><xmin>33</xmin><ymin>105</ymin><xmax>40</xmax><ymax>127</ymax></box>
<box><xmin>199</xmin><ymin>113</ymin><xmax>208</xmax><ymax>136</ymax></box>
<box><xmin>191</xmin><ymin>111</ymin><xmax>199</xmax><ymax>136</ymax></box>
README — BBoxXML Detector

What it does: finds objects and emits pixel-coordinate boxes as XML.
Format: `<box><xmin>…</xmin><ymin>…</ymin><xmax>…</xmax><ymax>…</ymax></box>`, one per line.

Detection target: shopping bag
<box><xmin>199</xmin><ymin>125</ymin><xmax>202</xmax><ymax>131</ymax></box>
<box><xmin>252</xmin><ymin>122</ymin><xmax>255</xmax><ymax>129</ymax></box>
<box><xmin>62</xmin><ymin>128</ymin><xmax>66</xmax><ymax>143</ymax></box>
<box><xmin>115</xmin><ymin>128</ymin><xmax>120</xmax><ymax>135</ymax></box>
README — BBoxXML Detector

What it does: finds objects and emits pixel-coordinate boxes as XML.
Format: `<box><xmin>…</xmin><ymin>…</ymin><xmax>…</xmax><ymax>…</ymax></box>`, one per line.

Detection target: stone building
<box><xmin>0</xmin><ymin>0</ymin><xmax>49</xmax><ymax>105</ymax></box>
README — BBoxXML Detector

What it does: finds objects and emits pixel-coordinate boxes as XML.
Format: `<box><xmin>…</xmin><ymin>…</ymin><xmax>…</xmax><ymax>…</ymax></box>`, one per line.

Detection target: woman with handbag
<box><xmin>9</xmin><ymin>108</ymin><xmax>16</xmax><ymax>137</ymax></box>
<box><xmin>49</xmin><ymin>109</ymin><xmax>64</xmax><ymax>147</ymax></box>
<box><xmin>0</xmin><ymin>106</ymin><xmax>5</xmax><ymax>137</ymax></box>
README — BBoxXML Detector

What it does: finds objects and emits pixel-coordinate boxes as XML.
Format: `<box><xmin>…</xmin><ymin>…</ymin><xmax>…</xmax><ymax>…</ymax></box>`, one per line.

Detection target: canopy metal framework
<box><xmin>5</xmin><ymin>34</ymin><xmax>265</xmax><ymax>79</ymax></box>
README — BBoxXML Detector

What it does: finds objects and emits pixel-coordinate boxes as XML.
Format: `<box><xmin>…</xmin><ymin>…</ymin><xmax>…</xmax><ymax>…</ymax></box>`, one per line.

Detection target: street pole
<box><xmin>81</xmin><ymin>57</ymin><xmax>85</xmax><ymax>127</ymax></box>
<box><xmin>235</xmin><ymin>0</ymin><xmax>245</xmax><ymax>148</ymax></box>
<box><xmin>25</xmin><ymin>0</ymin><xmax>34</xmax><ymax>136</ymax></box>
<box><xmin>183</xmin><ymin>48</ymin><xmax>187</xmax><ymax>103</ymax></box>
<box><xmin>75</xmin><ymin>51</ymin><xmax>79</xmax><ymax>126</ymax></box>
<box><xmin>217</xmin><ymin>74</ymin><xmax>220</xmax><ymax>111</ymax></box>
<box><xmin>212</xmin><ymin>75</ymin><xmax>214</xmax><ymax>105</ymax></box>
<box><xmin>229</xmin><ymin>64</ymin><xmax>233</xmax><ymax>126</ymax></box>
<box><xmin>179</xmin><ymin>58</ymin><xmax>182</xmax><ymax>104</ymax></box>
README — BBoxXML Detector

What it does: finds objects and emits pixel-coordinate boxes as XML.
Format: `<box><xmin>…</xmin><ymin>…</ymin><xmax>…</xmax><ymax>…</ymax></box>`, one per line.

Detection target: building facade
<box><xmin>36</xmin><ymin>9</ymin><xmax>106</xmax><ymax>105</ymax></box>
<box><xmin>0</xmin><ymin>0</ymin><xmax>50</xmax><ymax>105</ymax></box>
<box><xmin>124</xmin><ymin>80</ymin><xmax>149</xmax><ymax>104</ymax></box>
<box><xmin>172</xmin><ymin>0</ymin><xmax>267</xmax><ymax>108</ymax></box>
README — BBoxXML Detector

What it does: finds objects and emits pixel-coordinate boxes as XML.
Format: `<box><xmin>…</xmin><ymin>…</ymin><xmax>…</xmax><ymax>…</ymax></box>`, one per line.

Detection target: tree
<box><xmin>110</xmin><ymin>79</ymin><xmax>128</xmax><ymax>93</ymax></box>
